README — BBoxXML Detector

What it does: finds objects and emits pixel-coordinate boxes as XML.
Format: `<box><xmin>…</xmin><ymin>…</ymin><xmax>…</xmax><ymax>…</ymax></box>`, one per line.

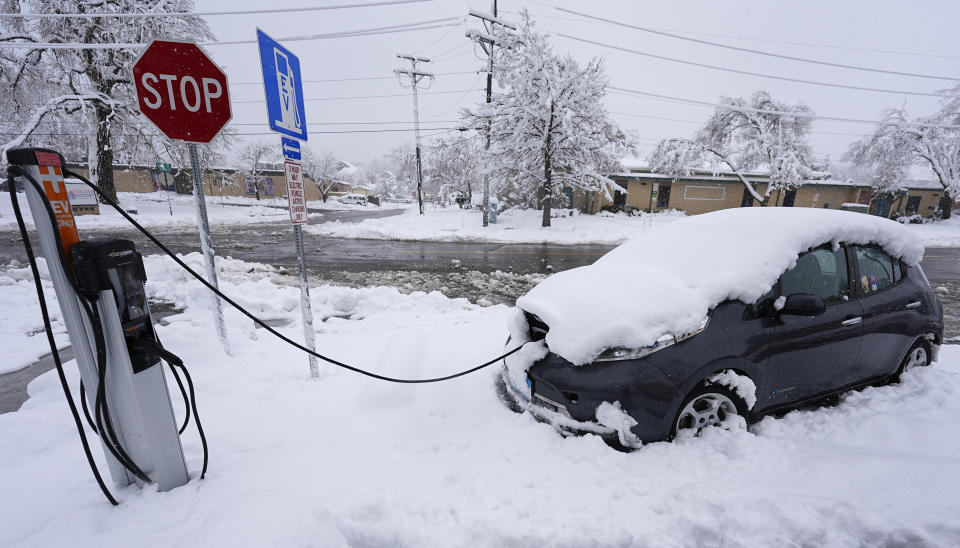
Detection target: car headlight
<box><xmin>594</xmin><ymin>318</ymin><xmax>709</xmax><ymax>362</ymax></box>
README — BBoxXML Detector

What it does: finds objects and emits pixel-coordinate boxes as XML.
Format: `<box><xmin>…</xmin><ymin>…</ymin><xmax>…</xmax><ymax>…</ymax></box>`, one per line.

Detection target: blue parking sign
<box><xmin>281</xmin><ymin>136</ymin><xmax>301</xmax><ymax>161</ymax></box>
<box><xmin>257</xmin><ymin>29</ymin><xmax>308</xmax><ymax>141</ymax></box>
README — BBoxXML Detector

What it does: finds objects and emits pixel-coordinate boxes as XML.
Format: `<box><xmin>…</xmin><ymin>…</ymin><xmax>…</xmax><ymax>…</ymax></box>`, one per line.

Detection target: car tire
<box><xmin>671</xmin><ymin>384</ymin><xmax>748</xmax><ymax>440</ymax></box>
<box><xmin>494</xmin><ymin>371</ymin><xmax>524</xmax><ymax>414</ymax></box>
<box><xmin>895</xmin><ymin>341</ymin><xmax>930</xmax><ymax>381</ymax></box>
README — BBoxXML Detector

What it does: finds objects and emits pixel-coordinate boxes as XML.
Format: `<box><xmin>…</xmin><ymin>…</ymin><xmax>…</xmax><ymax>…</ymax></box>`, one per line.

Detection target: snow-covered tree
<box><xmin>462</xmin><ymin>12</ymin><xmax>632</xmax><ymax>227</ymax></box>
<box><xmin>847</xmin><ymin>92</ymin><xmax>960</xmax><ymax>219</ymax></box>
<box><xmin>237</xmin><ymin>140</ymin><xmax>276</xmax><ymax>201</ymax></box>
<box><xmin>0</xmin><ymin>0</ymin><xmax>214</xmax><ymax>201</ymax></box>
<box><xmin>301</xmin><ymin>146</ymin><xmax>345</xmax><ymax>202</ymax></box>
<box><xmin>651</xmin><ymin>91</ymin><xmax>821</xmax><ymax>205</ymax></box>
<box><xmin>424</xmin><ymin>134</ymin><xmax>481</xmax><ymax>207</ymax></box>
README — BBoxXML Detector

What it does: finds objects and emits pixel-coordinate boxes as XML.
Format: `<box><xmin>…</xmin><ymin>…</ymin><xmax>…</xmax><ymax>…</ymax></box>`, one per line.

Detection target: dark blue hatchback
<box><xmin>499</xmin><ymin>242</ymin><xmax>944</xmax><ymax>448</ymax></box>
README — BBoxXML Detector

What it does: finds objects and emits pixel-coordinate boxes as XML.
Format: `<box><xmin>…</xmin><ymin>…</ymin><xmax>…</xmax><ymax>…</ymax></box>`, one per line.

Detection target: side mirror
<box><xmin>780</xmin><ymin>293</ymin><xmax>825</xmax><ymax>316</ymax></box>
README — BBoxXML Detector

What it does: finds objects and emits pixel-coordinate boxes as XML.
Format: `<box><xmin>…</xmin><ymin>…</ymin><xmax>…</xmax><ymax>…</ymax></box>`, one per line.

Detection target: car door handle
<box><xmin>905</xmin><ymin>301</ymin><xmax>922</xmax><ymax>309</ymax></box>
<box><xmin>841</xmin><ymin>316</ymin><xmax>862</xmax><ymax>326</ymax></box>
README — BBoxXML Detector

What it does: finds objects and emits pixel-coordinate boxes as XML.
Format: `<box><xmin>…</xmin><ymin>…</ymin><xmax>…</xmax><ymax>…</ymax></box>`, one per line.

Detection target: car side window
<box><xmin>855</xmin><ymin>246</ymin><xmax>897</xmax><ymax>294</ymax></box>
<box><xmin>780</xmin><ymin>247</ymin><xmax>849</xmax><ymax>304</ymax></box>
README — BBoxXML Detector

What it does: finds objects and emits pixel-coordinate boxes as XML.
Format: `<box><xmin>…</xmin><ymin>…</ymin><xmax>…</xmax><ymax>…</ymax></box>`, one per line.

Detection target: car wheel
<box><xmin>895</xmin><ymin>342</ymin><xmax>929</xmax><ymax>381</ymax></box>
<box><xmin>672</xmin><ymin>385</ymin><xmax>747</xmax><ymax>439</ymax></box>
<box><xmin>494</xmin><ymin>371</ymin><xmax>524</xmax><ymax>414</ymax></box>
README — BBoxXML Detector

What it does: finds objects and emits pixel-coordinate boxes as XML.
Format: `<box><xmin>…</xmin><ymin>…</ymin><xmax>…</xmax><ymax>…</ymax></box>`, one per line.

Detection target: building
<box><xmin>572</xmin><ymin>165</ymin><xmax>951</xmax><ymax>219</ymax></box>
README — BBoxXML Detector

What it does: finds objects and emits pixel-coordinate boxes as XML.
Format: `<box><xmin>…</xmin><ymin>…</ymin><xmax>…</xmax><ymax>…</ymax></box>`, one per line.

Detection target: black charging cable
<box><xmin>11</xmin><ymin>166</ymin><xmax>154</xmax><ymax>484</ymax></box>
<box><xmin>65</xmin><ymin>169</ymin><xmax>524</xmax><ymax>383</ymax></box>
<box><xmin>6</xmin><ymin>167</ymin><xmax>118</xmax><ymax>506</ymax></box>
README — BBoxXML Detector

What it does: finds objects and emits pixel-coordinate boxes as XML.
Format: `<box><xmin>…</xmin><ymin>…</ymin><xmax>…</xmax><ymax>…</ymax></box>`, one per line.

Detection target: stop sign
<box><xmin>132</xmin><ymin>40</ymin><xmax>231</xmax><ymax>143</ymax></box>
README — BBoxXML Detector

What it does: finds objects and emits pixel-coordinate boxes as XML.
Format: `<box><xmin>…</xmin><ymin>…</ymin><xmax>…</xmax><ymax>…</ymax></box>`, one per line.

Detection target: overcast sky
<box><xmin>199</xmin><ymin>0</ymin><xmax>960</xmax><ymax>167</ymax></box>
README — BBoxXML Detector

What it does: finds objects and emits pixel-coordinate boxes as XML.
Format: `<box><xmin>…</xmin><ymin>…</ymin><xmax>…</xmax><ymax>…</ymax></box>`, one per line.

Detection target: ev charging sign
<box><xmin>257</xmin><ymin>29</ymin><xmax>308</xmax><ymax>141</ymax></box>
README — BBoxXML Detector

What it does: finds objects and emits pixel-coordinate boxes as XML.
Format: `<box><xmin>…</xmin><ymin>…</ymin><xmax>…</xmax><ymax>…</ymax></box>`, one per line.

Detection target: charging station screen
<box><xmin>108</xmin><ymin>264</ymin><xmax>149</xmax><ymax>324</ymax></box>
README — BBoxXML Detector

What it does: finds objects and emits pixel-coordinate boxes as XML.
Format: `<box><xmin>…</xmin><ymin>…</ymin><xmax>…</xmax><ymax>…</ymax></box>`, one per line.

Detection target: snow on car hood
<box><xmin>515</xmin><ymin>207</ymin><xmax>925</xmax><ymax>365</ymax></box>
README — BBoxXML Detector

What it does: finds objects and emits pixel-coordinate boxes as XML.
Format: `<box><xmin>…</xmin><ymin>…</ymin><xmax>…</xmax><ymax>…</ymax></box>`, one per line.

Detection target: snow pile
<box><xmin>0</xmin><ymin>191</ymin><xmax>296</xmax><ymax>230</ymax></box>
<box><xmin>903</xmin><ymin>215</ymin><xmax>960</xmax><ymax>247</ymax></box>
<box><xmin>0</xmin><ymin>259</ymin><xmax>69</xmax><ymax>375</ymax></box>
<box><xmin>2</xmin><ymin>254</ymin><xmax>960</xmax><ymax>546</ymax></box>
<box><xmin>517</xmin><ymin>207</ymin><xmax>925</xmax><ymax>365</ymax></box>
<box><xmin>305</xmin><ymin>205</ymin><xmax>686</xmax><ymax>245</ymax></box>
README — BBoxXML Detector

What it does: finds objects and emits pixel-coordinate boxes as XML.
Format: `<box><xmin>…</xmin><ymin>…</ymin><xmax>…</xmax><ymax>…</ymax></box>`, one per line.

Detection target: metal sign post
<box><xmin>284</xmin><ymin>160</ymin><xmax>318</xmax><ymax>378</ymax></box>
<box><xmin>156</xmin><ymin>162</ymin><xmax>173</xmax><ymax>216</ymax></box>
<box><xmin>133</xmin><ymin>40</ymin><xmax>232</xmax><ymax>354</ymax></box>
<box><xmin>189</xmin><ymin>143</ymin><xmax>229</xmax><ymax>353</ymax></box>
<box><xmin>258</xmin><ymin>28</ymin><xmax>318</xmax><ymax>378</ymax></box>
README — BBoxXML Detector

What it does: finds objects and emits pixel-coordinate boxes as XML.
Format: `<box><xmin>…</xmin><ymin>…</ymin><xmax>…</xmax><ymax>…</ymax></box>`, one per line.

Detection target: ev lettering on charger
<box><xmin>36</xmin><ymin>163</ymin><xmax>80</xmax><ymax>253</ymax></box>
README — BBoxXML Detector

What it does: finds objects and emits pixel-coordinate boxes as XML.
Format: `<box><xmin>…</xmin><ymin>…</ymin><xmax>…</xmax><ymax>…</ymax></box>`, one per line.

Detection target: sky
<box><xmin>198</xmin><ymin>0</ymin><xmax>960</xmax><ymax>167</ymax></box>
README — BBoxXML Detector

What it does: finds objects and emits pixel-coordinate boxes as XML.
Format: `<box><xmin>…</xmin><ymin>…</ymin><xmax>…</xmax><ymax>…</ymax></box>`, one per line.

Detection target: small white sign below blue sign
<box><xmin>281</xmin><ymin>136</ymin><xmax>301</xmax><ymax>161</ymax></box>
<box><xmin>257</xmin><ymin>29</ymin><xmax>308</xmax><ymax>141</ymax></box>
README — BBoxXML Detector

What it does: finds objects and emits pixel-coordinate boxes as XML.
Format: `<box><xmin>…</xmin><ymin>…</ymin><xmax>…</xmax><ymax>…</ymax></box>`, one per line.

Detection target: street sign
<box><xmin>132</xmin><ymin>39</ymin><xmax>231</xmax><ymax>353</ymax></box>
<box><xmin>284</xmin><ymin>161</ymin><xmax>308</xmax><ymax>224</ymax></box>
<box><xmin>132</xmin><ymin>40</ymin><xmax>231</xmax><ymax>143</ymax></box>
<box><xmin>281</xmin><ymin>136</ymin><xmax>301</xmax><ymax>161</ymax></box>
<box><xmin>257</xmin><ymin>29</ymin><xmax>308</xmax><ymax>141</ymax></box>
<box><xmin>155</xmin><ymin>162</ymin><xmax>171</xmax><ymax>173</ymax></box>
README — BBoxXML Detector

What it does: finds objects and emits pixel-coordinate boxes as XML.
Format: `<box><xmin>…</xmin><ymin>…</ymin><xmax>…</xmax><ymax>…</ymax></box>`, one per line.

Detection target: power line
<box><xmin>233</xmin><ymin>89</ymin><xmax>482</xmax><ymax>104</ymax></box>
<box><xmin>559</xmin><ymin>34</ymin><xmax>943</xmax><ymax>98</ymax></box>
<box><xmin>557</xmin><ymin>7</ymin><xmax>959</xmax><ymax>81</ymax></box>
<box><xmin>0</xmin><ymin>18</ymin><xmax>459</xmax><ymax>49</ymax></box>
<box><xmin>517</xmin><ymin>1</ymin><xmax>960</xmax><ymax>61</ymax></box>
<box><xmin>0</xmin><ymin>0</ymin><xmax>431</xmax><ymax>18</ymax></box>
<box><xmin>608</xmin><ymin>86</ymin><xmax>960</xmax><ymax>129</ymax></box>
<box><xmin>1</xmin><ymin>127</ymin><xmax>460</xmax><ymax>137</ymax></box>
<box><xmin>609</xmin><ymin>111</ymin><xmax>880</xmax><ymax>137</ymax></box>
<box><xmin>229</xmin><ymin>70</ymin><xmax>478</xmax><ymax>85</ymax></box>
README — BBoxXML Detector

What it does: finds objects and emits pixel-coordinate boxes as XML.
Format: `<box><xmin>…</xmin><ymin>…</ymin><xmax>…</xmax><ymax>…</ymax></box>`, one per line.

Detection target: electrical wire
<box><xmin>232</xmin><ymin>89</ymin><xmax>481</xmax><ymax>104</ymax></box>
<box><xmin>229</xmin><ymin>71</ymin><xmax>477</xmax><ymax>85</ymax></box>
<box><xmin>556</xmin><ymin>7</ymin><xmax>958</xmax><ymax>82</ymax></box>
<box><xmin>65</xmin><ymin>168</ymin><xmax>524</xmax><ymax>384</ymax></box>
<box><xmin>0</xmin><ymin>0</ymin><xmax>432</xmax><ymax>18</ymax></box>
<box><xmin>608</xmin><ymin>86</ymin><xmax>960</xmax><ymax>130</ymax></box>
<box><xmin>0</xmin><ymin>18</ymin><xmax>460</xmax><ymax>49</ymax></box>
<box><xmin>557</xmin><ymin>33</ymin><xmax>943</xmax><ymax>97</ymax></box>
<box><xmin>517</xmin><ymin>0</ymin><xmax>960</xmax><ymax>61</ymax></box>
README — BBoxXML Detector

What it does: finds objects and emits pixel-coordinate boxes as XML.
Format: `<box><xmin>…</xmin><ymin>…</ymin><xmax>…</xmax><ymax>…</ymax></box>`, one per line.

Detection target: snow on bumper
<box><xmin>498</xmin><ymin>367</ymin><xmax>616</xmax><ymax>438</ymax></box>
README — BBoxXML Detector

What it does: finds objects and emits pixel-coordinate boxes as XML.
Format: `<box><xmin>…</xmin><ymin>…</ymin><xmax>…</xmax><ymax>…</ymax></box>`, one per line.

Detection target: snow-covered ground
<box><xmin>0</xmin><ymin>191</ymin><xmax>297</xmax><ymax>229</ymax></box>
<box><xmin>307</xmin><ymin>205</ymin><xmax>688</xmax><ymax>245</ymax></box>
<box><xmin>2</xmin><ymin>253</ymin><xmax>960</xmax><ymax>547</ymax></box>
<box><xmin>904</xmin><ymin>216</ymin><xmax>960</xmax><ymax>247</ymax></box>
<box><xmin>307</xmin><ymin>204</ymin><xmax>960</xmax><ymax>248</ymax></box>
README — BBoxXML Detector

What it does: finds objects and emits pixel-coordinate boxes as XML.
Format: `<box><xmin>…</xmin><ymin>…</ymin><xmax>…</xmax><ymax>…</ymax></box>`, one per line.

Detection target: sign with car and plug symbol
<box><xmin>257</xmin><ymin>29</ymin><xmax>308</xmax><ymax>141</ymax></box>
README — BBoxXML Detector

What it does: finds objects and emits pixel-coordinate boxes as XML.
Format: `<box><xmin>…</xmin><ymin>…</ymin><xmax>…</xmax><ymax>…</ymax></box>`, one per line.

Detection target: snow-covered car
<box><xmin>337</xmin><ymin>194</ymin><xmax>367</xmax><ymax>206</ymax></box>
<box><xmin>498</xmin><ymin>208</ymin><xmax>944</xmax><ymax>448</ymax></box>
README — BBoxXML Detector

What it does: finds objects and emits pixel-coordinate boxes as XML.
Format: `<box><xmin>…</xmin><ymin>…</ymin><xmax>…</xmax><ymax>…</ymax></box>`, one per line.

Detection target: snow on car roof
<box><xmin>516</xmin><ymin>207</ymin><xmax>925</xmax><ymax>365</ymax></box>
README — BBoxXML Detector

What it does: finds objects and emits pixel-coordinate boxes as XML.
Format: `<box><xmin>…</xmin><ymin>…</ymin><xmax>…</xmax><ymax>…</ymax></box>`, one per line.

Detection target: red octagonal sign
<box><xmin>132</xmin><ymin>40</ymin><xmax>231</xmax><ymax>143</ymax></box>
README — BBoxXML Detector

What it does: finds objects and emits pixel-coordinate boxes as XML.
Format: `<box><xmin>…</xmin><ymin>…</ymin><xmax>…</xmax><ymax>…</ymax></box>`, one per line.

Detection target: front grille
<box><xmin>525</xmin><ymin>312</ymin><xmax>549</xmax><ymax>341</ymax></box>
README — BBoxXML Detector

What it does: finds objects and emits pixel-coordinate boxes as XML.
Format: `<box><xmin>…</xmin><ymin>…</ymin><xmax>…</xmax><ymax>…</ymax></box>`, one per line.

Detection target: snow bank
<box><xmin>903</xmin><ymin>216</ymin><xmax>960</xmax><ymax>247</ymax></box>
<box><xmin>305</xmin><ymin>205</ymin><xmax>686</xmax><ymax>245</ymax></box>
<box><xmin>0</xmin><ymin>259</ymin><xmax>69</xmax><ymax>375</ymax></box>
<box><xmin>517</xmin><ymin>207</ymin><xmax>925</xmax><ymax>365</ymax></box>
<box><xmin>2</xmin><ymin>254</ymin><xmax>960</xmax><ymax>546</ymax></box>
<box><xmin>0</xmin><ymin>191</ymin><xmax>297</xmax><ymax>229</ymax></box>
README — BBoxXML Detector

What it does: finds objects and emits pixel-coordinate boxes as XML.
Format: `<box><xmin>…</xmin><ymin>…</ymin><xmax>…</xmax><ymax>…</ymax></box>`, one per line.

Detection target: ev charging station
<box><xmin>7</xmin><ymin>148</ymin><xmax>189</xmax><ymax>492</ymax></box>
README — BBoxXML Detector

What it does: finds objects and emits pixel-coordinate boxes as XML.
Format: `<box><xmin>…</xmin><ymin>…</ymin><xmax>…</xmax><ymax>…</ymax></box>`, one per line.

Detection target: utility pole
<box><xmin>468</xmin><ymin>1</ymin><xmax>515</xmax><ymax>227</ymax></box>
<box><xmin>395</xmin><ymin>54</ymin><xmax>432</xmax><ymax>215</ymax></box>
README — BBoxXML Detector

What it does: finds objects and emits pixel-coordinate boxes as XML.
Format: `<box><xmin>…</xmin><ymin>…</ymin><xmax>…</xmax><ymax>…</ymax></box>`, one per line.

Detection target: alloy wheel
<box><xmin>902</xmin><ymin>346</ymin><xmax>928</xmax><ymax>374</ymax></box>
<box><xmin>675</xmin><ymin>392</ymin><xmax>739</xmax><ymax>437</ymax></box>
